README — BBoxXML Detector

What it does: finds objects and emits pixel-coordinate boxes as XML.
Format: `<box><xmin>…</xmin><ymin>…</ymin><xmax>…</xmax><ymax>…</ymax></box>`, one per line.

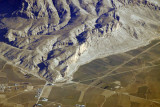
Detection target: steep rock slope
<box><xmin>0</xmin><ymin>0</ymin><xmax>160</xmax><ymax>82</ymax></box>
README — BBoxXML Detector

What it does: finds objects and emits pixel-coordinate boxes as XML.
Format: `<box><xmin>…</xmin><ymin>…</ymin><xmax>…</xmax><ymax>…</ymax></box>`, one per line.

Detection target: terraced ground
<box><xmin>1</xmin><ymin>39</ymin><xmax>160</xmax><ymax>107</ymax></box>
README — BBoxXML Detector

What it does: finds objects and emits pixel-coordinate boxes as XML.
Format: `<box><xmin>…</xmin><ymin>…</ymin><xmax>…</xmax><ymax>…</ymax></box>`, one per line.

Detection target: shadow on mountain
<box><xmin>0</xmin><ymin>0</ymin><xmax>21</xmax><ymax>17</ymax></box>
<box><xmin>0</xmin><ymin>28</ymin><xmax>14</xmax><ymax>45</ymax></box>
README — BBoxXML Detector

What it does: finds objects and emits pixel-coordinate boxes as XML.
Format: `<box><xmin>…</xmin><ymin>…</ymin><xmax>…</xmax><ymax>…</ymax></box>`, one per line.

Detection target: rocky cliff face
<box><xmin>0</xmin><ymin>0</ymin><xmax>160</xmax><ymax>83</ymax></box>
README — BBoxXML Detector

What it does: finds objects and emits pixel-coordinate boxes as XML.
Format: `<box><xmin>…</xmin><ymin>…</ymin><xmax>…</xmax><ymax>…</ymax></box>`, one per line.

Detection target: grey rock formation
<box><xmin>0</xmin><ymin>0</ymin><xmax>160</xmax><ymax>83</ymax></box>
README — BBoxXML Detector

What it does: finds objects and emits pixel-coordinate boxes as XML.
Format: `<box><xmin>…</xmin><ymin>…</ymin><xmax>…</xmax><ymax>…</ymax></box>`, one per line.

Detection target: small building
<box><xmin>76</xmin><ymin>104</ymin><xmax>85</xmax><ymax>107</ymax></box>
<box><xmin>37</xmin><ymin>104</ymin><xmax>42</xmax><ymax>106</ymax></box>
<box><xmin>41</xmin><ymin>98</ymin><xmax>48</xmax><ymax>102</ymax></box>
<box><xmin>33</xmin><ymin>104</ymin><xmax>43</xmax><ymax>107</ymax></box>
<box><xmin>15</xmin><ymin>83</ymin><xmax>19</xmax><ymax>86</ymax></box>
<box><xmin>0</xmin><ymin>84</ymin><xmax>6</xmax><ymax>92</ymax></box>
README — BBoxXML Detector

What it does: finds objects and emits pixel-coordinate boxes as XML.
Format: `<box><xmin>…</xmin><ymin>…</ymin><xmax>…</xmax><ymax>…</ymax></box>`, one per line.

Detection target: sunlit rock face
<box><xmin>0</xmin><ymin>0</ymin><xmax>160</xmax><ymax>83</ymax></box>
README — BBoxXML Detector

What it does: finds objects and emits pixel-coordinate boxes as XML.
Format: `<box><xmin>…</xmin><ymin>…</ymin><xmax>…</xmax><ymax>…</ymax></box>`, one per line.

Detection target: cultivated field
<box><xmin>0</xmin><ymin>58</ymin><xmax>45</xmax><ymax>107</ymax></box>
<box><xmin>1</xmin><ymin>39</ymin><xmax>160</xmax><ymax>107</ymax></box>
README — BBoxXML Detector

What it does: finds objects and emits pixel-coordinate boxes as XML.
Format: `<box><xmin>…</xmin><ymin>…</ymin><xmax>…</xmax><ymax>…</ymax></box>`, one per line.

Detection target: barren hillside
<box><xmin>0</xmin><ymin>0</ymin><xmax>160</xmax><ymax>83</ymax></box>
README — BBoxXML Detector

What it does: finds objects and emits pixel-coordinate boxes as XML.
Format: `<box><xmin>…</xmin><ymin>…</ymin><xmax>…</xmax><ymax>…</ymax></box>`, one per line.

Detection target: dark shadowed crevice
<box><xmin>0</xmin><ymin>0</ymin><xmax>22</xmax><ymax>17</ymax></box>
<box><xmin>47</xmin><ymin>49</ymin><xmax>65</xmax><ymax>60</ymax></box>
<box><xmin>37</xmin><ymin>62</ymin><xmax>48</xmax><ymax>71</ymax></box>
<box><xmin>0</xmin><ymin>28</ymin><xmax>11</xmax><ymax>43</ymax></box>
<box><xmin>116</xmin><ymin>15</ymin><xmax>120</xmax><ymax>21</ymax></box>
<box><xmin>95</xmin><ymin>24</ymin><xmax>103</xmax><ymax>28</ymax></box>
<box><xmin>76</xmin><ymin>31</ymin><xmax>87</xmax><ymax>45</ymax></box>
<box><xmin>52</xmin><ymin>0</ymin><xmax>68</xmax><ymax>24</ymax></box>
<box><xmin>60</xmin><ymin>66</ymin><xmax>68</xmax><ymax>77</ymax></box>
<box><xmin>0</xmin><ymin>28</ymin><xmax>19</xmax><ymax>47</ymax></box>
<box><xmin>68</xmin><ymin>40</ymin><xmax>73</xmax><ymax>46</ymax></box>
<box><xmin>0</xmin><ymin>28</ymin><xmax>8</xmax><ymax>41</ymax></box>
<box><xmin>67</xmin><ymin>3</ymin><xmax>80</xmax><ymax>24</ymax></box>
<box><xmin>95</xmin><ymin>0</ymin><xmax>103</xmax><ymax>15</ymax></box>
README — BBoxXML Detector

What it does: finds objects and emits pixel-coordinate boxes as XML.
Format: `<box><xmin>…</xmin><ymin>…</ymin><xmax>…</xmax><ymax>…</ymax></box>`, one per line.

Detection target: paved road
<box><xmin>36</xmin><ymin>82</ymin><xmax>48</xmax><ymax>104</ymax></box>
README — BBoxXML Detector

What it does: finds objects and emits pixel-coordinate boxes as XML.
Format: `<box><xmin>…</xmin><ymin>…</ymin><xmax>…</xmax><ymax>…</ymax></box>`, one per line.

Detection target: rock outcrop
<box><xmin>0</xmin><ymin>0</ymin><xmax>160</xmax><ymax>83</ymax></box>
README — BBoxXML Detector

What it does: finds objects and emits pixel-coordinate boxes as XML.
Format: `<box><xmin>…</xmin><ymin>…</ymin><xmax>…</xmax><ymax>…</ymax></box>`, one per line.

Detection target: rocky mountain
<box><xmin>0</xmin><ymin>0</ymin><xmax>160</xmax><ymax>83</ymax></box>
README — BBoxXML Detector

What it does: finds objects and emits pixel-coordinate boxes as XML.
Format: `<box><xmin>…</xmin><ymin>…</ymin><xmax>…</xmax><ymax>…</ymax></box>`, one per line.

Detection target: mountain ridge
<box><xmin>0</xmin><ymin>0</ymin><xmax>160</xmax><ymax>83</ymax></box>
